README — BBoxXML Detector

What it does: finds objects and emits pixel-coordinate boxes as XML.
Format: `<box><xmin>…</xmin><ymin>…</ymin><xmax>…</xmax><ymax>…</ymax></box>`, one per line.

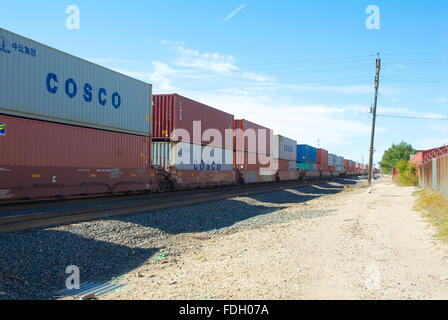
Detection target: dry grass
<box><xmin>342</xmin><ymin>186</ymin><xmax>355</xmax><ymax>193</ymax></box>
<box><xmin>414</xmin><ymin>189</ymin><xmax>448</xmax><ymax>243</ymax></box>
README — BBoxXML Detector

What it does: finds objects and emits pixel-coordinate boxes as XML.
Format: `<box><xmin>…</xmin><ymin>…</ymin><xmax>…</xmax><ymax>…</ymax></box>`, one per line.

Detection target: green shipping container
<box><xmin>296</xmin><ymin>162</ymin><xmax>316</xmax><ymax>171</ymax></box>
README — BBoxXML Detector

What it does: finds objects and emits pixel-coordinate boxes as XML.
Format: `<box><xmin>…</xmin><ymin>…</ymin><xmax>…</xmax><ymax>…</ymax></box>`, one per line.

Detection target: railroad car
<box><xmin>0</xmin><ymin>115</ymin><xmax>158</xmax><ymax>200</ymax></box>
<box><xmin>152</xmin><ymin>141</ymin><xmax>235</xmax><ymax>189</ymax></box>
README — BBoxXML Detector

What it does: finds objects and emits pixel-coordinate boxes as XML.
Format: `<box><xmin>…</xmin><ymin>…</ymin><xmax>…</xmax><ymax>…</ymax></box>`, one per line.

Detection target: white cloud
<box><xmin>414</xmin><ymin>138</ymin><xmax>448</xmax><ymax>150</ymax></box>
<box><xmin>222</xmin><ymin>4</ymin><xmax>246</xmax><ymax>22</ymax></box>
<box><xmin>434</xmin><ymin>97</ymin><xmax>447</xmax><ymax>103</ymax></box>
<box><xmin>149</xmin><ymin>61</ymin><xmax>177</xmax><ymax>91</ymax></box>
<box><xmin>174</xmin><ymin>45</ymin><xmax>238</xmax><ymax>74</ymax></box>
<box><xmin>426</xmin><ymin>123</ymin><xmax>448</xmax><ymax>134</ymax></box>
<box><xmin>241</xmin><ymin>71</ymin><xmax>275</xmax><ymax>82</ymax></box>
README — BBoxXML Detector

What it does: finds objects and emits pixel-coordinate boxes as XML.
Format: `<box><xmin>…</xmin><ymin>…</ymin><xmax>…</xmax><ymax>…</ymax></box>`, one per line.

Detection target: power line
<box><xmin>375</xmin><ymin>114</ymin><xmax>448</xmax><ymax>120</ymax></box>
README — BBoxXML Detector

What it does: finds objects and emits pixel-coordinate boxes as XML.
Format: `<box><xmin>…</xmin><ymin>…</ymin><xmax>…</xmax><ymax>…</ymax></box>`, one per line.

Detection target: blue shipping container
<box><xmin>296</xmin><ymin>144</ymin><xmax>317</xmax><ymax>163</ymax></box>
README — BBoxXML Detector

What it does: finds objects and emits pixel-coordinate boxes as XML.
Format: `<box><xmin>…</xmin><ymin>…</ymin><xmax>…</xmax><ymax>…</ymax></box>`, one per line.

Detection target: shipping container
<box><xmin>296</xmin><ymin>162</ymin><xmax>317</xmax><ymax>171</ymax></box>
<box><xmin>233</xmin><ymin>151</ymin><xmax>275</xmax><ymax>183</ymax></box>
<box><xmin>275</xmin><ymin>159</ymin><xmax>299</xmax><ymax>181</ymax></box>
<box><xmin>152</xmin><ymin>141</ymin><xmax>233</xmax><ymax>171</ymax></box>
<box><xmin>234</xmin><ymin>119</ymin><xmax>273</xmax><ymax>155</ymax></box>
<box><xmin>317</xmin><ymin>148</ymin><xmax>329</xmax><ymax>171</ymax></box>
<box><xmin>0</xmin><ymin>115</ymin><xmax>155</xmax><ymax>200</ymax></box>
<box><xmin>296</xmin><ymin>144</ymin><xmax>317</xmax><ymax>163</ymax></box>
<box><xmin>0</xmin><ymin>28</ymin><xmax>152</xmax><ymax>136</ymax></box>
<box><xmin>152</xmin><ymin>94</ymin><xmax>234</xmax><ymax>149</ymax></box>
<box><xmin>273</xmin><ymin>135</ymin><xmax>297</xmax><ymax>161</ymax></box>
<box><xmin>328</xmin><ymin>153</ymin><xmax>336</xmax><ymax>166</ymax></box>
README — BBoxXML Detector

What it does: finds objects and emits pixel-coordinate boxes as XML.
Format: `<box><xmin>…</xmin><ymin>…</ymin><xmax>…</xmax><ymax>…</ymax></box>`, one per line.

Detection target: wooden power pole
<box><xmin>368</xmin><ymin>53</ymin><xmax>381</xmax><ymax>185</ymax></box>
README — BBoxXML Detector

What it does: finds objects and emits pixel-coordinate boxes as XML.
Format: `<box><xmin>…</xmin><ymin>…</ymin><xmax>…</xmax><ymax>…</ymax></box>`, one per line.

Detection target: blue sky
<box><xmin>1</xmin><ymin>0</ymin><xmax>447</xmax><ymax>167</ymax></box>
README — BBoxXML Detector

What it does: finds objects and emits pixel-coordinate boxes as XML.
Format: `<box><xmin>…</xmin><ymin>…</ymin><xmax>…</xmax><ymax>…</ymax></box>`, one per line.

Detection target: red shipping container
<box><xmin>344</xmin><ymin>159</ymin><xmax>349</xmax><ymax>170</ymax></box>
<box><xmin>152</xmin><ymin>94</ymin><xmax>234</xmax><ymax>149</ymax></box>
<box><xmin>233</xmin><ymin>151</ymin><xmax>275</xmax><ymax>183</ymax></box>
<box><xmin>234</xmin><ymin>119</ymin><xmax>273</xmax><ymax>155</ymax></box>
<box><xmin>316</xmin><ymin>148</ymin><xmax>329</xmax><ymax>171</ymax></box>
<box><xmin>275</xmin><ymin>159</ymin><xmax>299</xmax><ymax>181</ymax></box>
<box><xmin>0</xmin><ymin>115</ymin><xmax>155</xmax><ymax>200</ymax></box>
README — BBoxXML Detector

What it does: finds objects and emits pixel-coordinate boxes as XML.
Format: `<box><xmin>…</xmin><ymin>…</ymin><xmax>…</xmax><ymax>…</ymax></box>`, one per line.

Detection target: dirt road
<box><xmin>104</xmin><ymin>177</ymin><xmax>448</xmax><ymax>300</ymax></box>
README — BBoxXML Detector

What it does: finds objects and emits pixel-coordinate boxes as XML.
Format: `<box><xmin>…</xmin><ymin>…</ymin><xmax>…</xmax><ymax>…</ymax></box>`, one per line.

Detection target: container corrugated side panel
<box><xmin>178</xmin><ymin>95</ymin><xmax>234</xmax><ymax>149</ymax></box>
<box><xmin>152</xmin><ymin>94</ymin><xmax>176</xmax><ymax>139</ymax></box>
<box><xmin>0</xmin><ymin>114</ymin><xmax>150</xmax><ymax>168</ymax></box>
<box><xmin>152</xmin><ymin>142</ymin><xmax>174</xmax><ymax>168</ymax></box>
<box><xmin>0</xmin><ymin>28</ymin><xmax>151</xmax><ymax>136</ymax></box>
<box><xmin>152</xmin><ymin>142</ymin><xmax>233</xmax><ymax>171</ymax></box>
<box><xmin>234</xmin><ymin>119</ymin><xmax>272</xmax><ymax>155</ymax></box>
<box><xmin>274</xmin><ymin>135</ymin><xmax>296</xmax><ymax>161</ymax></box>
<box><xmin>153</xmin><ymin>94</ymin><xmax>234</xmax><ymax>149</ymax></box>
<box><xmin>297</xmin><ymin>145</ymin><xmax>317</xmax><ymax>163</ymax></box>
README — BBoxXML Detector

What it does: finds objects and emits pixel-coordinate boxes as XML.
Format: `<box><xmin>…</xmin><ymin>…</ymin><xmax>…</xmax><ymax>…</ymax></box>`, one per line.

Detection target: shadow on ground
<box><xmin>0</xmin><ymin>230</ymin><xmax>159</xmax><ymax>300</ymax></box>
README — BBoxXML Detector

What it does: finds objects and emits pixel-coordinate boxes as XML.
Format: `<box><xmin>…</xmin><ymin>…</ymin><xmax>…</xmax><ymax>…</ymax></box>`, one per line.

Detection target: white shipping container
<box><xmin>152</xmin><ymin>142</ymin><xmax>233</xmax><ymax>171</ymax></box>
<box><xmin>288</xmin><ymin>160</ymin><xmax>296</xmax><ymax>172</ymax></box>
<box><xmin>273</xmin><ymin>135</ymin><xmax>297</xmax><ymax>161</ymax></box>
<box><xmin>328</xmin><ymin>153</ymin><xmax>337</xmax><ymax>166</ymax></box>
<box><xmin>0</xmin><ymin>28</ymin><xmax>152</xmax><ymax>136</ymax></box>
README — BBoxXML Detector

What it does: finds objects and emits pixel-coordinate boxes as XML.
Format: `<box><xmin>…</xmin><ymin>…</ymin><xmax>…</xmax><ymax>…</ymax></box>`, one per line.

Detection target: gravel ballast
<box><xmin>0</xmin><ymin>179</ymin><xmax>357</xmax><ymax>300</ymax></box>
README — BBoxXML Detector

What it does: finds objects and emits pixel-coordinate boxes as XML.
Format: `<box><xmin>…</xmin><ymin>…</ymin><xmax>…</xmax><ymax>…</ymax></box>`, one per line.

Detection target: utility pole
<box><xmin>368</xmin><ymin>53</ymin><xmax>381</xmax><ymax>185</ymax></box>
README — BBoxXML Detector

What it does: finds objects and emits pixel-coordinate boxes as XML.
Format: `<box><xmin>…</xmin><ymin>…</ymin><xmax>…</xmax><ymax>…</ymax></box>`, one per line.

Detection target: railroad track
<box><xmin>0</xmin><ymin>179</ymin><xmax>346</xmax><ymax>234</ymax></box>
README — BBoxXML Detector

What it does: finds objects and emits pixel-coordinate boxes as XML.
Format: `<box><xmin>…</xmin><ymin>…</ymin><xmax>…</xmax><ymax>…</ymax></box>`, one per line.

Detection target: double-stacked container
<box><xmin>273</xmin><ymin>135</ymin><xmax>298</xmax><ymax>181</ymax></box>
<box><xmin>234</xmin><ymin>119</ymin><xmax>274</xmax><ymax>183</ymax></box>
<box><xmin>317</xmin><ymin>148</ymin><xmax>329</xmax><ymax>172</ymax></box>
<box><xmin>328</xmin><ymin>153</ymin><xmax>337</xmax><ymax>172</ymax></box>
<box><xmin>0</xmin><ymin>28</ymin><xmax>154</xmax><ymax>200</ymax></box>
<box><xmin>344</xmin><ymin>159</ymin><xmax>354</xmax><ymax>175</ymax></box>
<box><xmin>336</xmin><ymin>156</ymin><xmax>345</xmax><ymax>173</ymax></box>
<box><xmin>296</xmin><ymin>145</ymin><xmax>317</xmax><ymax>171</ymax></box>
<box><xmin>152</xmin><ymin>94</ymin><xmax>235</xmax><ymax>188</ymax></box>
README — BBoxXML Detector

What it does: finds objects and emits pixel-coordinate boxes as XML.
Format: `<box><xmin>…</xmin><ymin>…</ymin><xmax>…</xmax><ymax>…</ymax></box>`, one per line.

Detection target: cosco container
<box><xmin>0</xmin><ymin>114</ymin><xmax>154</xmax><ymax>200</ymax></box>
<box><xmin>273</xmin><ymin>135</ymin><xmax>297</xmax><ymax>161</ymax></box>
<box><xmin>234</xmin><ymin>119</ymin><xmax>273</xmax><ymax>155</ymax></box>
<box><xmin>153</xmin><ymin>94</ymin><xmax>234</xmax><ymax>148</ymax></box>
<box><xmin>152</xmin><ymin>141</ymin><xmax>233</xmax><ymax>171</ymax></box>
<box><xmin>296</xmin><ymin>145</ymin><xmax>317</xmax><ymax>163</ymax></box>
<box><xmin>0</xmin><ymin>28</ymin><xmax>152</xmax><ymax>136</ymax></box>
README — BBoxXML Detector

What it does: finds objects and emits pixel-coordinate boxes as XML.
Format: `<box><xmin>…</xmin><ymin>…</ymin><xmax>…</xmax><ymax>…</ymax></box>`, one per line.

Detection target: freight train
<box><xmin>0</xmin><ymin>28</ymin><xmax>368</xmax><ymax>201</ymax></box>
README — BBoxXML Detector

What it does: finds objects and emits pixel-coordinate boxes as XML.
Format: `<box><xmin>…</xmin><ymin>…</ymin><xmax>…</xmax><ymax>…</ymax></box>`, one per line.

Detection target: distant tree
<box><xmin>379</xmin><ymin>141</ymin><xmax>414</xmax><ymax>174</ymax></box>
